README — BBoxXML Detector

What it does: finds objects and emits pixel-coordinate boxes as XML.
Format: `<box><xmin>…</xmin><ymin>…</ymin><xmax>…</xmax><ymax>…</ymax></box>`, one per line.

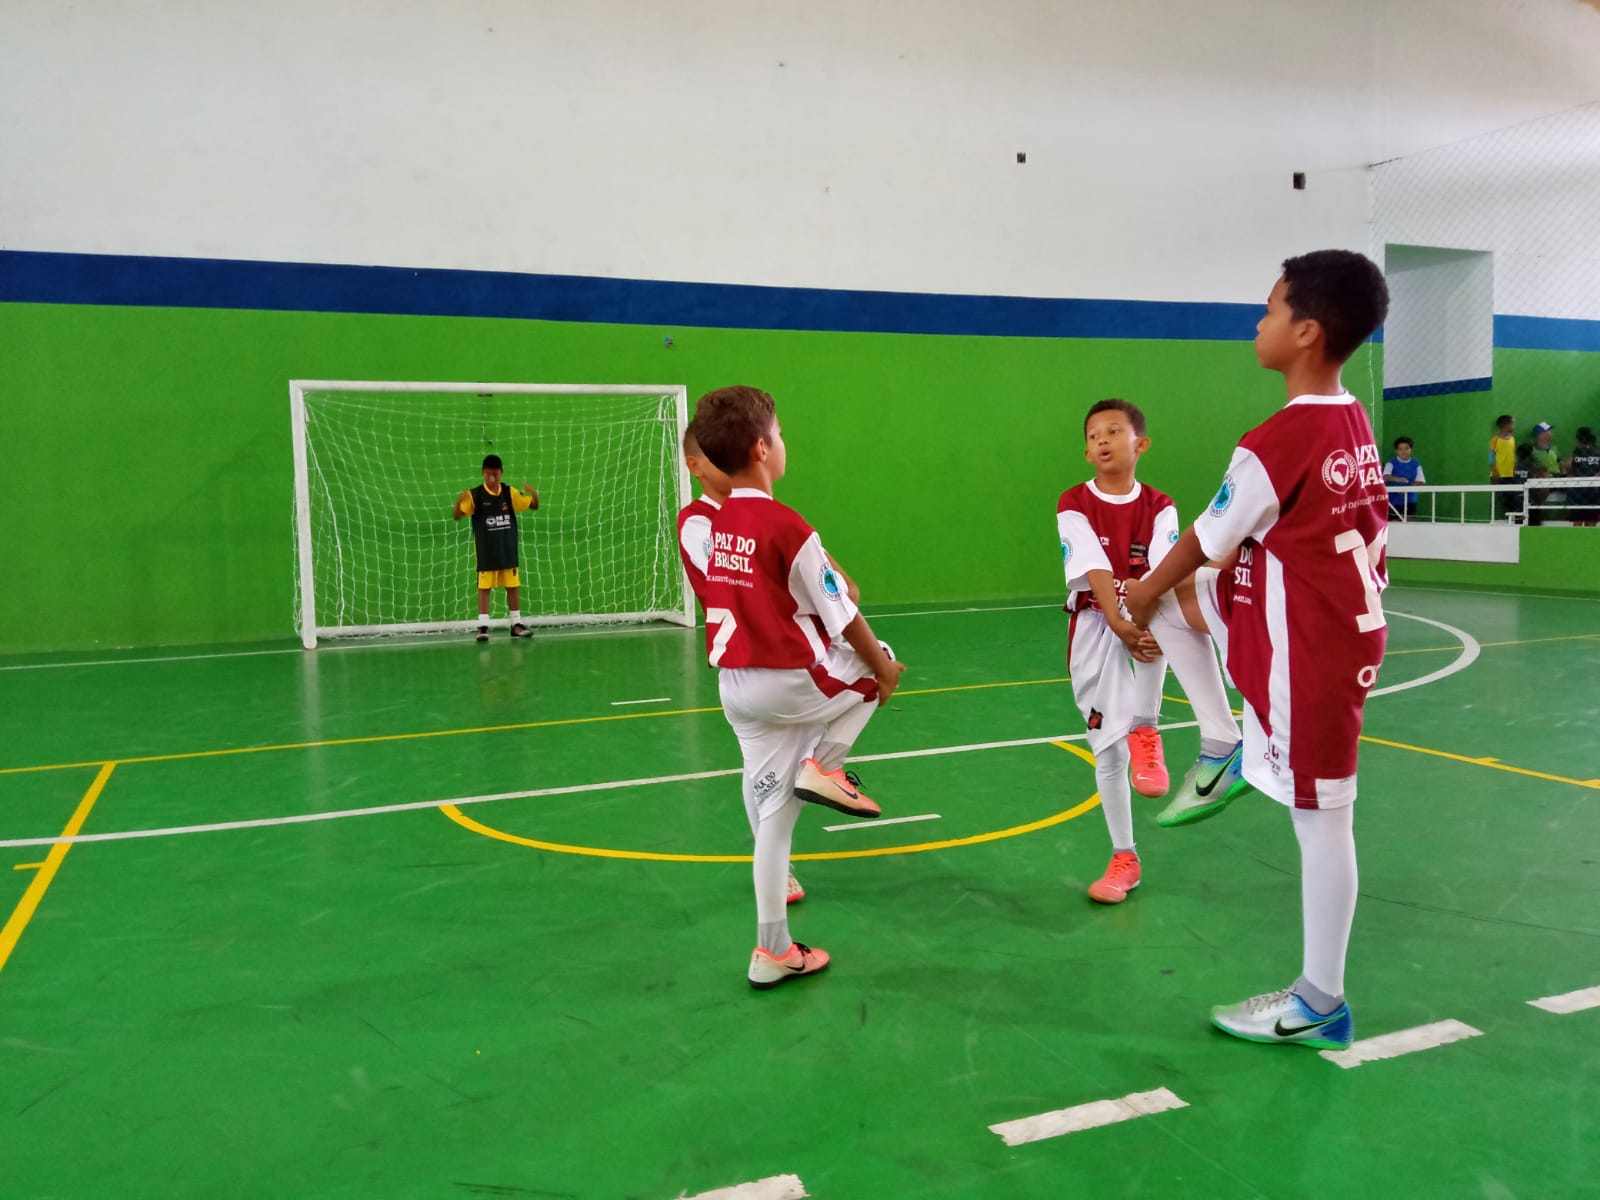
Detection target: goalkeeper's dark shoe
<box><xmin>510</xmin><ymin>623</ymin><xmax>534</xmax><ymax>639</ymax></box>
<box><xmin>475</xmin><ymin>626</ymin><xmax>490</xmax><ymax>643</ymax></box>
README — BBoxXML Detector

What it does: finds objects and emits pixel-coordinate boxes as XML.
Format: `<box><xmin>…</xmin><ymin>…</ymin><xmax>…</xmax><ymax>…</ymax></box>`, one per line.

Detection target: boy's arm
<box><xmin>828</xmin><ymin>556</ymin><xmax>862</xmax><ymax>605</ymax></box>
<box><xmin>1124</xmin><ymin>527</ymin><xmax>1209</xmax><ymax>627</ymax></box>
<box><xmin>452</xmin><ymin>490</ymin><xmax>472</xmax><ymax>520</ymax></box>
<box><xmin>839</xmin><ymin>613</ymin><xmax>904</xmax><ymax>705</ymax></box>
<box><xmin>515</xmin><ymin>482</ymin><xmax>540</xmax><ymax>510</ymax></box>
<box><xmin>1086</xmin><ymin>569</ymin><xmax>1160</xmax><ymax>662</ymax></box>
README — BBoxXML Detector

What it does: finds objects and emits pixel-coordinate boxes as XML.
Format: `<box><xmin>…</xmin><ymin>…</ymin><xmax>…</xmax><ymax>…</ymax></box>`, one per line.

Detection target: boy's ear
<box><xmin>1134</xmin><ymin>434</ymin><xmax>1152</xmax><ymax>457</ymax></box>
<box><xmin>1294</xmin><ymin>317</ymin><xmax>1323</xmax><ymax>350</ymax></box>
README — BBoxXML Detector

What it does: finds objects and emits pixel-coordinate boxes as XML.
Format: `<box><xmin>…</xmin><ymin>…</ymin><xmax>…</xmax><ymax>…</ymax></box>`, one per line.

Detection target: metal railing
<box><xmin>1387</xmin><ymin>479</ymin><xmax>1598</xmax><ymax>526</ymax></box>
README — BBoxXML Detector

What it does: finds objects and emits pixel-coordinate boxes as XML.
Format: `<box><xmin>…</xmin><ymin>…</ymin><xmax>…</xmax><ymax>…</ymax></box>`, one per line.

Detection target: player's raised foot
<box><xmin>1157</xmin><ymin>741</ymin><xmax>1249</xmax><ymax>827</ymax></box>
<box><xmin>748</xmin><ymin>941</ymin><xmax>830</xmax><ymax>989</ymax></box>
<box><xmin>509</xmin><ymin>622</ymin><xmax>533</xmax><ymax>639</ymax></box>
<box><xmin>786</xmin><ymin>869</ymin><xmax>805</xmax><ymax>905</ymax></box>
<box><xmin>474</xmin><ymin>626</ymin><xmax>490</xmax><ymax>643</ymax></box>
<box><xmin>1087</xmin><ymin>850</ymin><xmax>1141</xmax><ymax>904</ymax></box>
<box><xmin>794</xmin><ymin>758</ymin><xmax>881</xmax><ymax>819</ymax></box>
<box><xmin>1210</xmin><ymin>987</ymin><xmax>1354</xmax><ymax>1050</ymax></box>
<box><xmin>1128</xmin><ymin>725</ymin><xmax>1169</xmax><ymax>797</ymax></box>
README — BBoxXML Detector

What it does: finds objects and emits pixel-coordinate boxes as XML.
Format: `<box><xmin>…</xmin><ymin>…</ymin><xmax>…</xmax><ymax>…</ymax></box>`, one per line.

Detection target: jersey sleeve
<box><xmin>1056</xmin><ymin>507</ymin><xmax>1112</xmax><ymax>592</ymax></box>
<box><xmin>1147</xmin><ymin>502</ymin><xmax>1180</xmax><ymax>571</ymax></box>
<box><xmin>1195</xmin><ymin>445</ymin><xmax>1279</xmax><ymax>561</ymax></box>
<box><xmin>679</xmin><ymin>512</ymin><xmax>712</xmax><ymax>577</ymax></box>
<box><xmin>458</xmin><ymin>492</ymin><xmax>476</xmax><ymax>516</ymax></box>
<box><xmin>786</xmin><ymin>531</ymin><xmax>860</xmax><ymax>641</ymax></box>
<box><xmin>511</xmin><ymin>488</ymin><xmax>535</xmax><ymax>512</ymax></box>
<box><xmin>1414</xmin><ymin>463</ymin><xmax>1426</xmax><ymax>484</ymax></box>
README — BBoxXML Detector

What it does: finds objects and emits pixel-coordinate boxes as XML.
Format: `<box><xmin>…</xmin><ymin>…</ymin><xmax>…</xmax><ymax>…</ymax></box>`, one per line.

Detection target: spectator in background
<box><xmin>1383</xmin><ymin>436</ymin><xmax>1425</xmax><ymax>521</ymax></box>
<box><xmin>1529</xmin><ymin>421</ymin><xmax>1564</xmax><ymax>523</ymax></box>
<box><xmin>1489</xmin><ymin>413</ymin><xmax>1519</xmax><ymax>521</ymax></box>
<box><xmin>1564</xmin><ymin>426</ymin><xmax>1600</xmax><ymax>527</ymax></box>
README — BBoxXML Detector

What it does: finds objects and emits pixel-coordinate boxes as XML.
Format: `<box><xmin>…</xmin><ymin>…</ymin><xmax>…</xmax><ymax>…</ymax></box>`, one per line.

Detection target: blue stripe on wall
<box><xmin>1495</xmin><ymin>314</ymin><xmax>1600</xmax><ymax>353</ymax></box>
<box><xmin>0</xmin><ymin>249</ymin><xmax>1264</xmax><ymax>341</ymax></box>
<box><xmin>1383</xmin><ymin>376</ymin><xmax>1495</xmax><ymax>400</ymax></box>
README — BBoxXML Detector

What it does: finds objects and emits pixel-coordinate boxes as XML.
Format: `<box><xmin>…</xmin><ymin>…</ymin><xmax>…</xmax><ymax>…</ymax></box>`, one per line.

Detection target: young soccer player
<box><xmin>452</xmin><ymin>454</ymin><xmax>539</xmax><ymax>641</ymax></box>
<box><xmin>677</xmin><ymin>424</ymin><xmax>815</xmax><ymax>906</ymax></box>
<box><xmin>1489</xmin><ymin>414</ymin><xmax>1519</xmax><ymax>522</ymax></box>
<box><xmin>1125</xmin><ymin>248</ymin><xmax>1391</xmax><ymax>1051</ymax></box>
<box><xmin>693</xmin><ymin>386</ymin><xmax>904</xmax><ymax>989</ymax></box>
<box><xmin>1057</xmin><ymin>399</ymin><xmax>1243</xmax><ymax>904</ymax></box>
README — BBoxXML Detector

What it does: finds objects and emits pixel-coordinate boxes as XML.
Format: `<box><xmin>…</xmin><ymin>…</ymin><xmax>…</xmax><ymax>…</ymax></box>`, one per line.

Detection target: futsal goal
<box><xmin>289</xmin><ymin>381</ymin><xmax>694</xmax><ymax>647</ymax></box>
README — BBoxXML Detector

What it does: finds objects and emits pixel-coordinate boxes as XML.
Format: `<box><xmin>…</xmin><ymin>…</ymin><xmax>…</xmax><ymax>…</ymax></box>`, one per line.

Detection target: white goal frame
<box><xmin>289</xmin><ymin>379</ymin><xmax>695</xmax><ymax>647</ymax></box>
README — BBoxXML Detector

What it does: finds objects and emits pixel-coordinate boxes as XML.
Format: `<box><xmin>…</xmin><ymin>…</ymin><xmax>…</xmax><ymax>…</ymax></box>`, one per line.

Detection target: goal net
<box><xmin>290</xmin><ymin>381</ymin><xmax>694</xmax><ymax>647</ymax></box>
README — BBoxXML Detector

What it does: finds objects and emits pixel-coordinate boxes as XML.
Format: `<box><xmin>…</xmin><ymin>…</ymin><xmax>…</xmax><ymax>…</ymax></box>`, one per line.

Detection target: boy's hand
<box><xmin>1112</xmin><ymin>618</ymin><xmax>1160</xmax><ymax>663</ymax></box>
<box><xmin>876</xmin><ymin>661</ymin><xmax>906</xmax><ymax>706</ymax></box>
<box><xmin>1123</xmin><ymin>578</ymin><xmax>1155</xmax><ymax>628</ymax></box>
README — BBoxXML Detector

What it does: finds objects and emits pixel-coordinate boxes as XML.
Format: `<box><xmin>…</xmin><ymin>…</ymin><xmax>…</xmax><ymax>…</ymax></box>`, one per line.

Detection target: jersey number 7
<box><xmin>706</xmin><ymin>607</ymin><xmax>738</xmax><ymax>666</ymax></box>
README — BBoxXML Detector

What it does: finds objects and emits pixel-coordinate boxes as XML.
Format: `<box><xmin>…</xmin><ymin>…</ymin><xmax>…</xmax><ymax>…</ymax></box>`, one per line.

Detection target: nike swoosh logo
<box><xmin>1274</xmin><ymin>1014</ymin><xmax>1341</xmax><ymax>1037</ymax></box>
<box><xmin>1193</xmin><ymin>761</ymin><xmax>1235</xmax><ymax>797</ymax></box>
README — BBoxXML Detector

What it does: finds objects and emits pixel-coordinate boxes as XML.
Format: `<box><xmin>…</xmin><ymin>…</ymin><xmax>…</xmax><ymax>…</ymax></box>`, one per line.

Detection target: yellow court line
<box><xmin>1358</xmin><ymin>734</ymin><xmax>1600</xmax><ymax>790</ymax></box>
<box><xmin>0</xmin><ymin>762</ymin><xmax>116</xmax><ymax>977</ymax></box>
<box><xmin>13</xmin><ymin>862</ymin><xmax>45</xmax><ymax>871</ymax></box>
<box><xmin>1385</xmin><ymin>631</ymin><xmax>1600</xmax><ymax>657</ymax></box>
<box><xmin>439</xmin><ymin>739</ymin><xmax>1103</xmax><ymax>863</ymax></box>
<box><xmin>0</xmin><ymin>675</ymin><xmax>1081</xmax><ymax>776</ymax></box>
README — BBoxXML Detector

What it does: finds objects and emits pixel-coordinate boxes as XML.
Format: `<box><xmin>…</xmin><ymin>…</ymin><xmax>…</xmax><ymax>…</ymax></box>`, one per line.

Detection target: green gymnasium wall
<box><xmin>0</xmin><ymin>301</ymin><xmax>1292</xmax><ymax>655</ymax></box>
<box><xmin>3</xmin><ymin>299</ymin><xmax>1593</xmax><ymax>657</ymax></box>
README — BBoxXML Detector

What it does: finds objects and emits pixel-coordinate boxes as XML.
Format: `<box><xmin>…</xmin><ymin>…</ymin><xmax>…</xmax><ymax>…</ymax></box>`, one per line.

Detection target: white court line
<box><xmin>1528</xmin><ymin>985</ymin><xmax>1600</xmax><ymax>1014</ymax></box>
<box><xmin>0</xmin><ymin>728</ymin><xmax>1126</xmax><ymax>850</ymax></box>
<box><xmin>611</xmin><ymin>697</ymin><xmax>671</xmax><ymax>706</ymax></box>
<box><xmin>822</xmin><ymin>813</ymin><xmax>941</xmax><ymax>833</ymax></box>
<box><xmin>0</xmin><ymin>613</ymin><xmax>1480</xmax><ymax>850</ymax></box>
<box><xmin>1318</xmin><ymin>1019</ymin><xmax>1483</xmax><ymax>1068</ymax></box>
<box><xmin>678</xmin><ymin>1175</ymin><xmax>807</xmax><ymax>1200</ymax></box>
<box><xmin>989</xmin><ymin>1088</ymin><xmax>1188</xmax><ymax>1146</ymax></box>
<box><xmin>1369</xmin><ymin>612</ymin><xmax>1480</xmax><ymax>698</ymax></box>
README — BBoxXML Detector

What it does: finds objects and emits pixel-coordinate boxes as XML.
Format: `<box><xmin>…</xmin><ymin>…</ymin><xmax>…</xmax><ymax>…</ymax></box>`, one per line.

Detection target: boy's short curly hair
<box><xmin>691</xmin><ymin>386</ymin><xmax>777</xmax><ymax>475</ymax></box>
<box><xmin>1281</xmin><ymin>250</ymin><xmax>1390</xmax><ymax>363</ymax></box>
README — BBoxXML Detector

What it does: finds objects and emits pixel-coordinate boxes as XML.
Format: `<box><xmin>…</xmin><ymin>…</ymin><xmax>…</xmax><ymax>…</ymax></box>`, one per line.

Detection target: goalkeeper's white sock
<box><xmin>510</xmin><ymin>610</ymin><xmax>522</xmax><ymax>623</ymax></box>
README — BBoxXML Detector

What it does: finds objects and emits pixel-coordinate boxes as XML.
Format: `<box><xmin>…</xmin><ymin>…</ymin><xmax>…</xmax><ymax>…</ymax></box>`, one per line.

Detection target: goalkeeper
<box><xmin>451</xmin><ymin>454</ymin><xmax>540</xmax><ymax>642</ymax></box>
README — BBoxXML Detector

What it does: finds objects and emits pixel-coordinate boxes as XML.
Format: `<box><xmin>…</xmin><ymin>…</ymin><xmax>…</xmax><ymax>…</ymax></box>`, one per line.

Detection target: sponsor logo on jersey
<box><xmin>1128</xmin><ymin>540</ymin><xmax>1149</xmax><ymax>574</ymax></box>
<box><xmin>1168</xmin><ymin>529</ymin><xmax>1180</xmax><ymax>544</ymax></box>
<box><xmin>820</xmin><ymin>565</ymin><xmax>843</xmax><ymax>601</ymax></box>
<box><xmin>1322</xmin><ymin>449</ymin><xmax>1358</xmax><ymax>493</ymax></box>
<box><xmin>1211</xmin><ymin>475</ymin><xmax>1235</xmax><ymax>516</ymax></box>
<box><xmin>1086</xmin><ymin>708</ymin><xmax>1103</xmax><ymax>731</ymax></box>
<box><xmin>1061</xmin><ymin>539</ymin><xmax>1072</xmax><ymax>563</ymax></box>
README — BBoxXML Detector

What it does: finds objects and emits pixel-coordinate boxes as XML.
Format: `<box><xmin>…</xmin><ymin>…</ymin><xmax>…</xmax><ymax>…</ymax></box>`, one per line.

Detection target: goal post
<box><xmin>289</xmin><ymin>380</ymin><xmax>695</xmax><ymax>647</ymax></box>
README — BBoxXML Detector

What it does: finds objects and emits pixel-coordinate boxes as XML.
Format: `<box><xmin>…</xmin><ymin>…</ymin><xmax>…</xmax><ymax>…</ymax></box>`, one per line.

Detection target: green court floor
<box><xmin>2</xmin><ymin>586</ymin><xmax>1598</xmax><ymax>1199</ymax></box>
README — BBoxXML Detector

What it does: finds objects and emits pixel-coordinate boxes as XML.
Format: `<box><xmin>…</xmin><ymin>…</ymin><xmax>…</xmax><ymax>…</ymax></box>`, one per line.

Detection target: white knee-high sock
<box><xmin>1292</xmin><ymin>805</ymin><xmax>1358</xmax><ymax>1004</ymax></box>
<box><xmin>754</xmin><ymin>794</ymin><xmax>802</xmax><ymax>954</ymax></box>
<box><xmin>1130</xmin><ymin>656</ymin><xmax>1166</xmax><ymax>729</ymax></box>
<box><xmin>1153</xmin><ymin>594</ymin><xmax>1240</xmax><ymax>754</ymax></box>
<box><xmin>1095</xmin><ymin>739</ymin><xmax>1135</xmax><ymax>854</ymax></box>
<box><xmin>814</xmin><ymin>698</ymin><xmax>876</xmax><ymax>773</ymax></box>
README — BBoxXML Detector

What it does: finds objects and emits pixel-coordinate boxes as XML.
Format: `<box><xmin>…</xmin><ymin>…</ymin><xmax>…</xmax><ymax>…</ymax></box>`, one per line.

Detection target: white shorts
<box><xmin>719</xmin><ymin>641</ymin><xmax>880</xmax><ymax>821</ymax></box>
<box><xmin>1192</xmin><ymin>566</ymin><xmax>1357</xmax><ymax>810</ymax></box>
<box><xmin>1067</xmin><ymin>608</ymin><xmax>1139</xmax><ymax>756</ymax></box>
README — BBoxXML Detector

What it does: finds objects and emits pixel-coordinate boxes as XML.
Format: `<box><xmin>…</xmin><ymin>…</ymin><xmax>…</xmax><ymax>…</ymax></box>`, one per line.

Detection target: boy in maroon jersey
<box><xmin>693</xmin><ymin>386</ymin><xmax>904</xmax><ymax>989</ymax></box>
<box><xmin>1057</xmin><ymin>400</ymin><xmax>1242</xmax><ymax>905</ymax></box>
<box><xmin>1126</xmin><ymin>249</ymin><xmax>1391</xmax><ymax>1051</ymax></box>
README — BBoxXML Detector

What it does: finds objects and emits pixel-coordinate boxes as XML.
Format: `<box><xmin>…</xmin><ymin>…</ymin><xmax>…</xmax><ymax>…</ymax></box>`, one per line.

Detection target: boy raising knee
<box><xmin>1126</xmin><ymin>249</ymin><xmax>1391</xmax><ymax>1051</ymax></box>
<box><xmin>693</xmin><ymin>386</ymin><xmax>904</xmax><ymax>989</ymax></box>
<box><xmin>1057</xmin><ymin>399</ymin><xmax>1243</xmax><ymax>904</ymax></box>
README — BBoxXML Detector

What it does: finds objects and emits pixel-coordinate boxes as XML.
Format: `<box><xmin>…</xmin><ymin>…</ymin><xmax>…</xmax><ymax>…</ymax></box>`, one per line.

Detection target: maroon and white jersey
<box><xmin>1195</xmin><ymin>393</ymin><xmax>1389</xmax><ymax>803</ymax></box>
<box><xmin>676</xmin><ymin>495</ymin><xmax>720</xmax><ymax>604</ymax></box>
<box><xmin>701</xmin><ymin>488</ymin><xmax>858</xmax><ymax>669</ymax></box>
<box><xmin>1056</xmin><ymin>480</ymin><xmax>1179</xmax><ymax>614</ymax></box>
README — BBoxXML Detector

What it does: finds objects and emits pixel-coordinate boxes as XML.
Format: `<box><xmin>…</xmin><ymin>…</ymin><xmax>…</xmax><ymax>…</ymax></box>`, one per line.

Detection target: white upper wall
<box><xmin>3</xmin><ymin>0</ymin><xmax>1599</xmax><ymax>305</ymax></box>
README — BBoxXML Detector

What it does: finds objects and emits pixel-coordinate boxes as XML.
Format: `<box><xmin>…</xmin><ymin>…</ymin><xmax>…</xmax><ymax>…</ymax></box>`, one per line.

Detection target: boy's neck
<box><xmin>1092</xmin><ymin>467</ymin><xmax>1138</xmax><ymax>496</ymax></box>
<box><xmin>727</xmin><ymin>467</ymin><xmax>775</xmax><ymax>495</ymax></box>
<box><xmin>702</xmin><ymin>486</ymin><xmax>731</xmax><ymax>506</ymax></box>
<box><xmin>1281</xmin><ymin>356</ymin><xmax>1346</xmax><ymax>400</ymax></box>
